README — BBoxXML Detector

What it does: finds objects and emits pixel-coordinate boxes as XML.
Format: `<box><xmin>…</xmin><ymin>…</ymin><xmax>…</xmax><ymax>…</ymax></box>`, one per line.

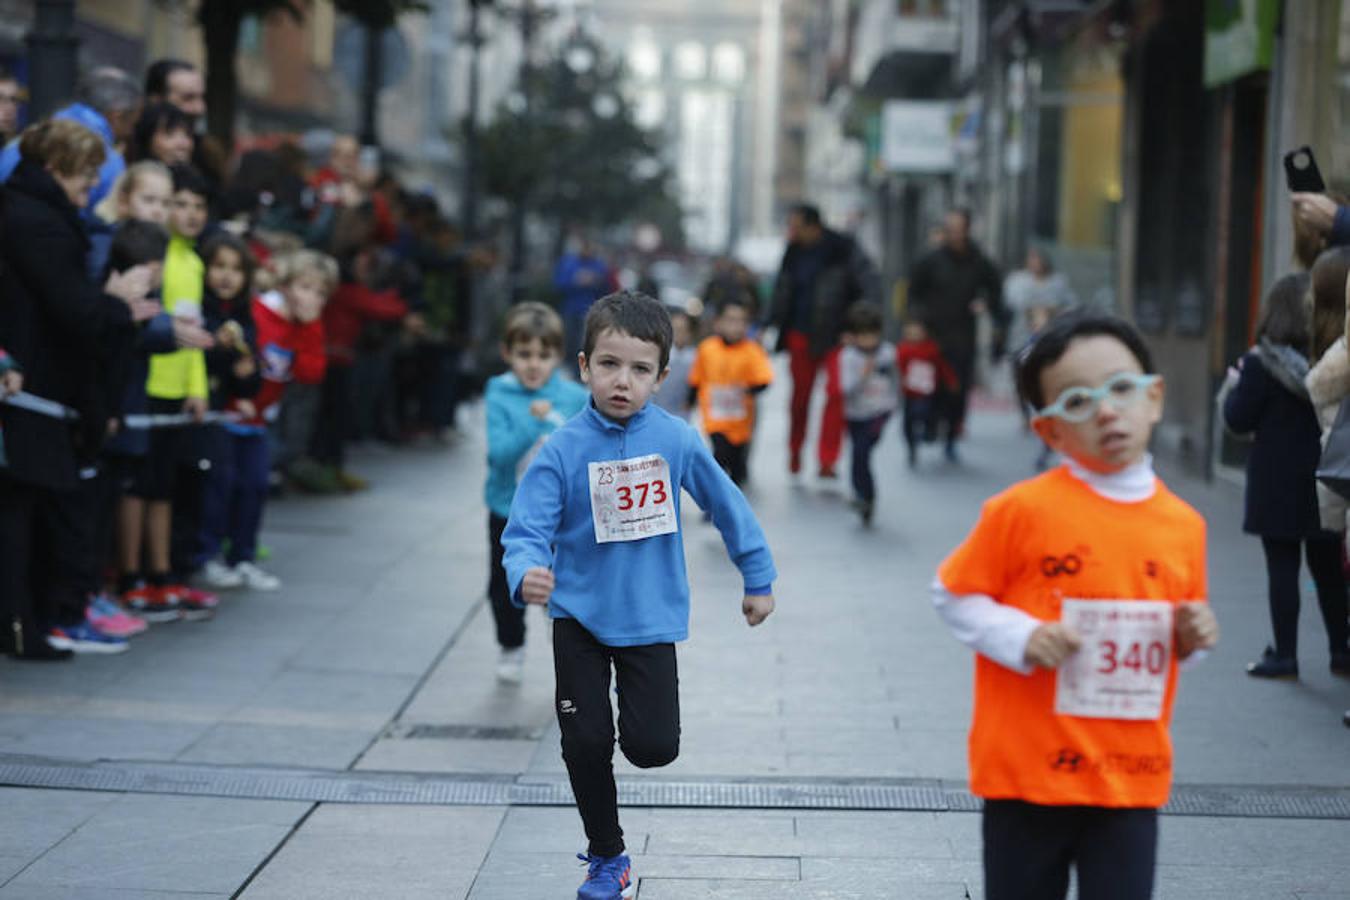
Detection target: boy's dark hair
<box><xmin>790</xmin><ymin>203</ymin><xmax>821</xmax><ymax>227</ymax></box>
<box><xmin>583</xmin><ymin>290</ymin><xmax>673</xmax><ymax>370</ymax></box>
<box><xmin>502</xmin><ymin>301</ymin><xmax>564</xmax><ymax>352</ymax></box>
<box><xmin>1256</xmin><ymin>272</ymin><xmax>1311</xmax><ymax>351</ymax></box>
<box><xmin>1016</xmin><ymin>310</ymin><xmax>1155</xmax><ymax>410</ymax></box>
<box><xmin>107</xmin><ymin>220</ymin><xmax>169</xmax><ymax>274</ymax></box>
<box><xmin>200</xmin><ymin>232</ymin><xmax>258</xmax><ymax>296</ymax></box>
<box><xmin>843</xmin><ymin>302</ymin><xmax>883</xmax><ymax>335</ymax></box>
<box><xmin>169</xmin><ymin>163</ymin><xmax>209</xmax><ymax>198</ymax></box>
<box><xmin>716</xmin><ymin>295</ymin><xmax>751</xmax><ymax>317</ymax></box>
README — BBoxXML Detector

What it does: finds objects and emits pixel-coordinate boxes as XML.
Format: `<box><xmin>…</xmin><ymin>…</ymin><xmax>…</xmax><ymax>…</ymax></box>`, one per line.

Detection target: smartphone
<box><xmin>1285</xmin><ymin>145</ymin><xmax>1326</xmax><ymax>193</ymax></box>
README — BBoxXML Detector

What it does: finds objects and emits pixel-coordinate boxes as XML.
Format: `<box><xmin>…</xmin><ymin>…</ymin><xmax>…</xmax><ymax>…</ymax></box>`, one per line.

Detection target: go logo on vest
<box><xmin>1040</xmin><ymin>553</ymin><xmax>1082</xmax><ymax>578</ymax></box>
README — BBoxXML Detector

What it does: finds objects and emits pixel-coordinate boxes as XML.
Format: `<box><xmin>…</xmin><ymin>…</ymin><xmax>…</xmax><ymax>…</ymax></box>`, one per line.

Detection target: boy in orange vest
<box><xmin>933</xmin><ymin>311</ymin><xmax>1219</xmax><ymax>900</ymax></box>
<box><xmin>688</xmin><ymin>297</ymin><xmax>774</xmax><ymax>485</ymax></box>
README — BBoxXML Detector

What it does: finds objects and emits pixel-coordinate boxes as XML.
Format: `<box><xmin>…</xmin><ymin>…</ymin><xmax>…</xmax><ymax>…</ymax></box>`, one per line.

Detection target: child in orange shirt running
<box><xmin>688</xmin><ymin>297</ymin><xmax>774</xmax><ymax>485</ymax></box>
<box><xmin>932</xmin><ymin>311</ymin><xmax>1219</xmax><ymax>900</ymax></box>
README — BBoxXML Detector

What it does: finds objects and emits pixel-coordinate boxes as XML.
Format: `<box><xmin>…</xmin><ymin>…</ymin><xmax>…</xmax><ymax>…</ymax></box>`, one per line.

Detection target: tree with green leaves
<box><xmin>190</xmin><ymin>0</ymin><xmax>425</xmax><ymax>148</ymax></box>
<box><xmin>476</xmin><ymin>34</ymin><xmax>684</xmax><ymax>260</ymax></box>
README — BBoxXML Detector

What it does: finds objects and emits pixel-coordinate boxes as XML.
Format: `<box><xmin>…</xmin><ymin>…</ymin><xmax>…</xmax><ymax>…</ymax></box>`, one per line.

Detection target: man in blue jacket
<box><xmin>0</xmin><ymin>66</ymin><xmax>141</xmax><ymax>217</ymax></box>
<box><xmin>553</xmin><ymin>236</ymin><xmax>611</xmax><ymax>376</ymax></box>
<box><xmin>503</xmin><ymin>291</ymin><xmax>776</xmax><ymax>900</ymax></box>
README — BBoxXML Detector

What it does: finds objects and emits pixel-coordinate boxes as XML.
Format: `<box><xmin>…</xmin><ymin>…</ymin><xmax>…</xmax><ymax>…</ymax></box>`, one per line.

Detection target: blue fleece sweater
<box><xmin>484</xmin><ymin>370</ymin><xmax>589</xmax><ymax>518</ymax></box>
<box><xmin>503</xmin><ymin>401</ymin><xmax>777</xmax><ymax>647</ymax></box>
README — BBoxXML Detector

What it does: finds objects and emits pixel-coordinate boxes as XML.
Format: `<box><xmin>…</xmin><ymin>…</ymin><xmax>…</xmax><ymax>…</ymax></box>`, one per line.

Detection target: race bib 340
<box><xmin>1055</xmin><ymin>599</ymin><xmax>1173</xmax><ymax>721</ymax></box>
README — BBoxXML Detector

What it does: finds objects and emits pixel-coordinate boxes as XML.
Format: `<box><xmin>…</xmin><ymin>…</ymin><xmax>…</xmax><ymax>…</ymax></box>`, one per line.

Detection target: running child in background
<box><xmin>896</xmin><ymin>314</ymin><xmax>957</xmax><ymax>468</ymax></box>
<box><xmin>834</xmin><ymin>303</ymin><xmax>896</xmax><ymax>526</ymax></box>
<box><xmin>502</xmin><ymin>291</ymin><xmax>776</xmax><ymax>900</ymax></box>
<box><xmin>932</xmin><ymin>311</ymin><xmax>1219</xmax><ymax>900</ymax></box>
<box><xmin>484</xmin><ymin>302</ymin><xmax>588</xmax><ymax>685</ymax></box>
<box><xmin>651</xmin><ymin>309</ymin><xmax>696</xmax><ymax>420</ymax></box>
<box><xmin>687</xmin><ymin>297</ymin><xmax>774</xmax><ymax>485</ymax></box>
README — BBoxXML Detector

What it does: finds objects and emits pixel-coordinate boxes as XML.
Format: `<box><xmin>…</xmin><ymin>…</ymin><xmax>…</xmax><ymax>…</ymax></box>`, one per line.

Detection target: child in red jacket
<box><xmin>896</xmin><ymin>315</ymin><xmax>958</xmax><ymax>468</ymax></box>
<box><xmin>239</xmin><ymin>250</ymin><xmax>337</xmax><ymax>494</ymax></box>
<box><xmin>312</xmin><ymin>246</ymin><xmax>409</xmax><ymax>490</ymax></box>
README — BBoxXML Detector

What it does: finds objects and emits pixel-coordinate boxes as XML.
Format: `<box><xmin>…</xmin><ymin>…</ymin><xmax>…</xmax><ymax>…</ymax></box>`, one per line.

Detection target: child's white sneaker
<box><xmin>201</xmin><ymin>559</ymin><xmax>244</xmax><ymax>589</ymax></box>
<box><xmin>233</xmin><ymin>561</ymin><xmax>281</xmax><ymax>591</ymax></box>
<box><xmin>496</xmin><ymin>647</ymin><xmax>525</xmax><ymax>684</ymax></box>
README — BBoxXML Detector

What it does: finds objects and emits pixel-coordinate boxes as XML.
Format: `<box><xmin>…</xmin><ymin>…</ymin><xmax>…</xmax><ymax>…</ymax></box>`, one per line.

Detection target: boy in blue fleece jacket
<box><xmin>503</xmin><ymin>291</ymin><xmax>776</xmax><ymax>900</ymax></box>
<box><xmin>485</xmin><ymin>302</ymin><xmax>588</xmax><ymax>684</ymax></box>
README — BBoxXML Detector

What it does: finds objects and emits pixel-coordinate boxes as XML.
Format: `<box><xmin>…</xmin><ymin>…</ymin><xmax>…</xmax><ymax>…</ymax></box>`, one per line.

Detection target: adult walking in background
<box><xmin>553</xmin><ymin>235</ymin><xmax>612</xmax><ymax>376</ymax></box>
<box><xmin>908</xmin><ymin>208</ymin><xmax>1005</xmax><ymax>462</ymax></box>
<box><xmin>1003</xmin><ymin>246</ymin><xmax>1075</xmax><ymax>354</ymax></box>
<box><xmin>766</xmin><ymin>203</ymin><xmax>881</xmax><ymax>477</ymax></box>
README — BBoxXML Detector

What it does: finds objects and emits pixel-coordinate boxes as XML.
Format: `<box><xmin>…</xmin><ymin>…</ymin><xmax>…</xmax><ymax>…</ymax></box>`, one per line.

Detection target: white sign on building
<box><xmin>881</xmin><ymin>101</ymin><xmax>955</xmax><ymax>173</ymax></box>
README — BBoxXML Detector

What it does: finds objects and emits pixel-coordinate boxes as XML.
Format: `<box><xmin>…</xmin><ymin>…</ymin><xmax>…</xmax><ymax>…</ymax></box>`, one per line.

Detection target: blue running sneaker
<box><xmin>47</xmin><ymin>620</ymin><xmax>130</xmax><ymax>655</ymax></box>
<box><xmin>576</xmin><ymin>852</ymin><xmax>635</xmax><ymax>899</ymax></box>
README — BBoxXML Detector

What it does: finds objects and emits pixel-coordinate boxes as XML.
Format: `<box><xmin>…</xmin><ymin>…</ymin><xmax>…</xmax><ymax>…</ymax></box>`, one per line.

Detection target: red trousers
<box><xmin>785</xmin><ymin>330</ymin><xmax>844</xmax><ymax>469</ymax></box>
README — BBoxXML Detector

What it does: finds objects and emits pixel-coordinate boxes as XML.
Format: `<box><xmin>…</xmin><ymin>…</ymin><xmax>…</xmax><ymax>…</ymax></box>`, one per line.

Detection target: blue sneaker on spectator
<box><xmin>47</xmin><ymin>620</ymin><xmax>130</xmax><ymax>655</ymax></box>
<box><xmin>576</xmin><ymin>852</ymin><xmax>635</xmax><ymax>899</ymax></box>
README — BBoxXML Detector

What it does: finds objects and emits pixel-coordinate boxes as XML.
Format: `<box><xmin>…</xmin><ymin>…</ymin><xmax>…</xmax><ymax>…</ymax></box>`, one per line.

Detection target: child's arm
<box><xmin>837</xmin><ymin>349</ymin><xmax>867</xmax><ymax>397</ymax></box>
<box><xmin>291</xmin><ymin>322</ymin><xmax>328</xmax><ymax>384</ymax></box>
<box><xmin>931</xmin><ymin>581</ymin><xmax>1051</xmax><ymax>673</ymax></box>
<box><xmin>1175</xmin><ymin>520</ymin><xmax>1217</xmax><ymax>660</ymax></box>
<box><xmin>1220</xmin><ymin>355</ymin><xmax>1264</xmax><ymax>436</ymax></box>
<box><xmin>680</xmin><ymin>430</ymin><xmax>777</xmax><ymax>623</ymax></box>
<box><xmin>933</xmin><ymin>497</ymin><xmax>1078</xmax><ymax>672</ymax></box>
<box><xmin>501</xmin><ymin>445</ymin><xmax>567</xmax><ymax>609</ymax></box>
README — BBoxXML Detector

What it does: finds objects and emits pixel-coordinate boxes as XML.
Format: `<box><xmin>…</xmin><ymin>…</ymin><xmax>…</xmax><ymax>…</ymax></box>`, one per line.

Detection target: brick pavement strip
<box><xmin>1</xmin><ymin>396</ymin><xmax>1348</xmax><ymax>898</ymax></box>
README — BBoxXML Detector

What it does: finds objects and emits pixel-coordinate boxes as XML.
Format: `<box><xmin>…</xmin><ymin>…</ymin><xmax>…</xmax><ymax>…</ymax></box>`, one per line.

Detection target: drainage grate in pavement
<box><xmin>390</xmin><ymin>723</ymin><xmax>548</xmax><ymax>741</ymax></box>
<box><xmin>1</xmin><ymin>754</ymin><xmax>1347</xmax><ymax>820</ymax></box>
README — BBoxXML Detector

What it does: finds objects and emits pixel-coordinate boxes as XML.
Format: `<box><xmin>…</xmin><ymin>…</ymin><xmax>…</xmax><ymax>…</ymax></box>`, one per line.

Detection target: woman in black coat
<box><xmin>0</xmin><ymin>119</ymin><xmax>157</xmax><ymax>658</ymax></box>
<box><xmin>1222</xmin><ymin>272</ymin><xmax>1350</xmax><ymax>679</ymax></box>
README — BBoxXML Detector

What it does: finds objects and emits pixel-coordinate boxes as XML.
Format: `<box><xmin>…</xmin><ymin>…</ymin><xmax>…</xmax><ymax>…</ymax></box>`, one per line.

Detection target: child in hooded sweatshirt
<box><xmin>484</xmin><ymin>302</ymin><xmax>588</xmax><ymax>684</ymax></box>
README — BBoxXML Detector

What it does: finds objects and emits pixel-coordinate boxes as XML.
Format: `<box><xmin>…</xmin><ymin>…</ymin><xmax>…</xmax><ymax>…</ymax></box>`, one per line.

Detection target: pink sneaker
<box><xmin>87</xmin><ymin>595</ymin><xmax>148</xmax><ymax>637</ymax></box>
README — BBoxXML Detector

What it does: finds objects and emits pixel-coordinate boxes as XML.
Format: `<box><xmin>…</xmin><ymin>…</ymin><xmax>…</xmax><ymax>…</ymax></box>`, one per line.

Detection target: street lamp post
<box><xmin>26</xmin><ymin>0</ymin><xmax>79</xmax><ymax>120</ymax></box>
<box><xmin>359</xmin><ymin>23</ymin><xmax>384</xmax><ymax>147</ymax></box>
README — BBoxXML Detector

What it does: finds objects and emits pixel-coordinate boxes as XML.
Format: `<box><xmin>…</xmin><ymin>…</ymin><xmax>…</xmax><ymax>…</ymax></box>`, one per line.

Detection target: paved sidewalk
<box><xmin>1</xmin><ymin>387</ymin><xmax>1348</xmax><ymax>899</ymax></box>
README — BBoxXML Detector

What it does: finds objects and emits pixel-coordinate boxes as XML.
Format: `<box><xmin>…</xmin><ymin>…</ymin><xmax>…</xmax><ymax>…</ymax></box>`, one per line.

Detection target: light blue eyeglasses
<box><xmin>1033</xmin><ymin>372</ymin><xmax>1160</xmax><ymax>423</ymax></box>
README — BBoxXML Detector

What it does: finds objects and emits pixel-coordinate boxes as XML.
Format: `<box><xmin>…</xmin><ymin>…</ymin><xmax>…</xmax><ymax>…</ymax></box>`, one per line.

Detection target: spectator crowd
<box><xmin>0</xmin><ymin>60</ymin><xmax>475</xmax><ymax>658</ymax></box>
